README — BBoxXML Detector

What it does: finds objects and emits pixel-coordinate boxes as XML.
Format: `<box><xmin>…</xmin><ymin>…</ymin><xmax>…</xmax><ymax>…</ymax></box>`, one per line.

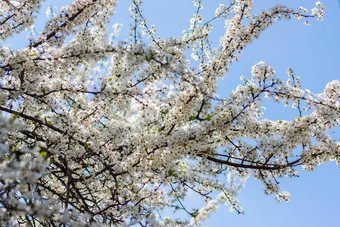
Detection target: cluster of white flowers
<box><xmin>0</xmin><ymin>117</ymin><xmax>102</xmax><ymax>226</ymax></box>
<box><xmin>0</xmin><ymin>0</ymin><xmax>44</xmax><ymax>40</ymax></box>
<box><xmin>276</xmin><ymin>191</ymin><xmax>291</xmax><ymax>203</ymax></box>
<box><xmin>0</xmin><ymin>0</ymin><xmax>337</xmax><ymax>226</ymax></box>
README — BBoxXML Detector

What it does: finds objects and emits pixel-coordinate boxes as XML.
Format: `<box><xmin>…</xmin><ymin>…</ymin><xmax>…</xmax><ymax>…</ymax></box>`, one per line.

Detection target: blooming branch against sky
<box><xmin>0</xmin><ymin>0</ymin><xmax>339</xmax><ymax>226</ymax></box>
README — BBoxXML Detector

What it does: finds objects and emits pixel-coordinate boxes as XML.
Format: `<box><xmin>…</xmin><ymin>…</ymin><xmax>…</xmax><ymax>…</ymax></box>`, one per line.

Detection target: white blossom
<box><xmin>0</xmin><ymin>0</ymin><xmax>338</xmax><ymax>226</ymax></box>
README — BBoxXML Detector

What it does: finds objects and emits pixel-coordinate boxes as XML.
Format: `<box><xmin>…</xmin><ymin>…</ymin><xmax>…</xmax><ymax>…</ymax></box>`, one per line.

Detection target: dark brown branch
<box><xmin>203</xmin><ymin>155</ymin><xmax>302</xmax><ymax>171</ymax></box>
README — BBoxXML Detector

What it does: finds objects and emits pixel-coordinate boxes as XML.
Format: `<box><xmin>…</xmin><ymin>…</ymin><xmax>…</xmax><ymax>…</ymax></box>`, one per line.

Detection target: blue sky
<box><xmin>5</xmin><ymin>0</ymin><xmax>340</xmax><ymax>226</ymax></box>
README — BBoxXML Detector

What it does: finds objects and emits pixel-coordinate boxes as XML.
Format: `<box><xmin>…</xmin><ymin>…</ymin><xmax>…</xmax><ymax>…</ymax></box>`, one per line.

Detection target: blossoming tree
<box><xmin>0</xmin><ymin>0</ymin><xmax>338</xmax><ymax>226</ymax></box>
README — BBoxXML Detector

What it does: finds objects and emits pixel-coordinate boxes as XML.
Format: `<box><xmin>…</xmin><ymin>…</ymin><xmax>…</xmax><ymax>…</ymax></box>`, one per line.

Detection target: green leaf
<box><xmin>40</xmin><ymin>151</ymin><xmax>47</xmax><ymax>158</ymax></box>
<box><xmin>249</xmin><ymin>85</ymin><xmax>254</xmax><ymax>92</ymax></box>
<box><xmin>12</xmin><ymin>112</ymin><xmax>20</xmax><ymax>120</ymax></box>
<box><xmin>206</xmin><ymin>114</ymin><xmax>212</xmax><ymax>121</ymax></box>
<box><xmin>84</xmin><ymin>142</ymin><xmax>89</xmax><ymax>149</ymax></box>
<box><xmin>191</xmin><ymin>209</ymin><xmax>199</xmax><ymax>218</ymax></box>
<box><xmin>168</xmin><ymin>169</ymin><xmax>176</xmax><ymax>176</ymax></box>
<box><xmin>146</xmin><ymin>52</ymin><xmax>156</xmax><ymax>62</ymax></box>
<box><xmin>161</xmin><ymin>109</ymin><xmax>169</xmax><ymax>115</ymax></box>
<box><xmin>188</xmin><ymin>116</ymin><xmax>196</xmax><ymax>121</ymax></box>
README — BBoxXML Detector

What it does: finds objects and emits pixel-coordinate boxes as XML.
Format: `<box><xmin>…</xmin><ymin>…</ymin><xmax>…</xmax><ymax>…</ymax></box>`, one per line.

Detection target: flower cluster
<box><xmin>0</xmin><ymin>0</ymin><xmax>337</xmax><ymax>226</ymax></box>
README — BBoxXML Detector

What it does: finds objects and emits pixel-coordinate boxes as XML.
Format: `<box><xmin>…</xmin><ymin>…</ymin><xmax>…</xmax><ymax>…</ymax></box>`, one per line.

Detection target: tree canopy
<box><xmin>0</xmin><ymin>0</ymin><xmax>339</xmax><ymax>226</ymax></box>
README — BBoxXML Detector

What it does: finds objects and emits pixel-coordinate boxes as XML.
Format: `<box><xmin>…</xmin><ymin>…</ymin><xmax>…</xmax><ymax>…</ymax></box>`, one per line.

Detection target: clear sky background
<box><xmin>5</xmin><ymin>0</ymin><xmax>340</xmax><ymax>226</ymax></box>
